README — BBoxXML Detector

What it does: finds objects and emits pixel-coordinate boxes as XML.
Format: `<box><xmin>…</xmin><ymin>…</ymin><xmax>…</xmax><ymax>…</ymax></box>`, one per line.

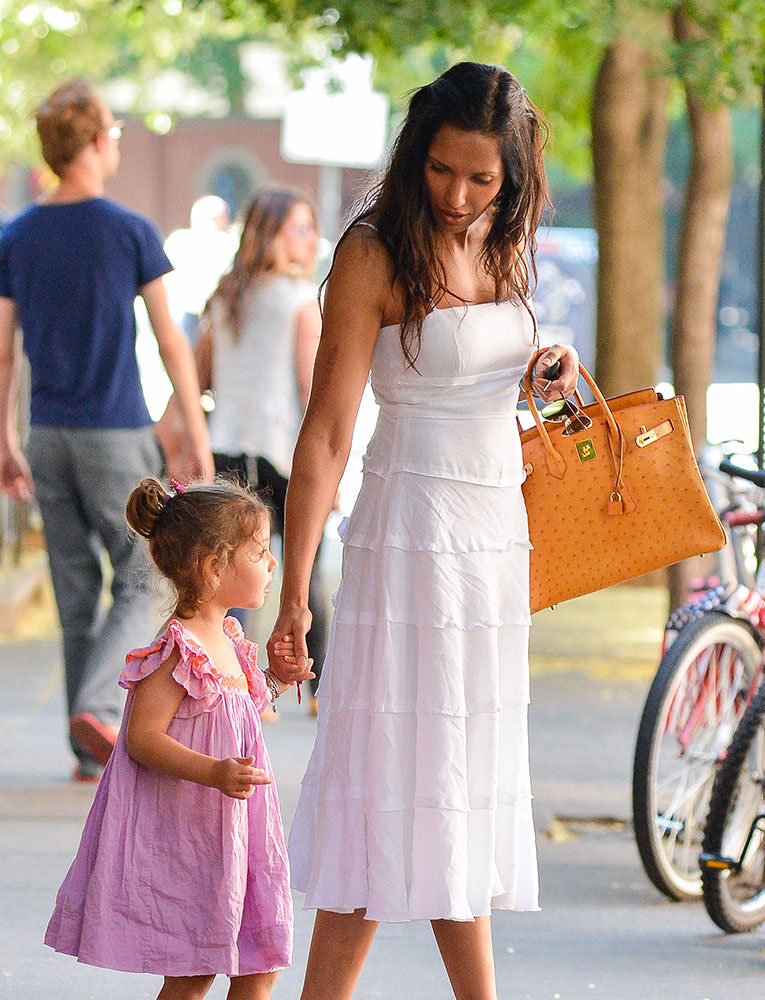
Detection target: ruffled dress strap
<box><xmin>120</xmin><ymin>619</ymin><xmax>223</xmax><ymax>711</ymax></box>
<box><xmin>223</xmin><ymin>616</ymin><xmax>270</xmax><ymax>714</ymax></box>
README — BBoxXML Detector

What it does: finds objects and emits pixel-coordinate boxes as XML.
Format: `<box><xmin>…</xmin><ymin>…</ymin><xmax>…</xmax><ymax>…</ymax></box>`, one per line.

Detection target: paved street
<box><xmin>1</xmin><ymin>581</ymin><xmax>764</xmax><ymax>999</ymax></box>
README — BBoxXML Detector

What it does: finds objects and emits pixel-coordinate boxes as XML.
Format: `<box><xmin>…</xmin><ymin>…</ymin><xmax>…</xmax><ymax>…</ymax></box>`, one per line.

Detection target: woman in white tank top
<box><xmin>200</xmin><ymin>189</ymin><xmax>328</xmax><ymax>706</ymax></box>
<box><xmin>266</xmin><ymin>63</ymin><xmax>580</xmax><ymax>1000</ymax></box>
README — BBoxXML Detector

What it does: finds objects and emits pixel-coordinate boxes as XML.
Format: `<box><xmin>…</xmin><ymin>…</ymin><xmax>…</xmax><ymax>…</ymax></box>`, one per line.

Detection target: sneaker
<box><xmin>71</xmin><ymin>764</ymin><xmax>102</xmax><ymax>784</ymax></box>
<box><xmin>69</xmin><ymin>713</ymin><xmax>119</xmax><ymax>766</ymax></box>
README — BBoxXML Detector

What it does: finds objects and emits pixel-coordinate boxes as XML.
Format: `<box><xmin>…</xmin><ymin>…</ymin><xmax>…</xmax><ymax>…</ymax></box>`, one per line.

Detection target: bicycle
<box><xmin>699</xmin><ymin>678</ymin><xmax>765</xmax><ymax>932</ymax></box>
<box><xmin>632</xmin><ymin>458</ymin><xmax>765</xmax><ymax>901</ymax></box>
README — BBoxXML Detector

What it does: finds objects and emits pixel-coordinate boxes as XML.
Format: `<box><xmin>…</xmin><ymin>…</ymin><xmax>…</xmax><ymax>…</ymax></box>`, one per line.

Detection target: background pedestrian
<box><xmin>164</xmin><ymin>194</ymin><xmax>238</xmax><ymax>347</ymax></box>
<box><xmin>201</xmin><ymin>188</ymin><xmax>328</xmax><ymax>711</ymax></box>
<box><xmin>0</xmin><ymin>78</ymin><xmax>213</xmax><ymax>779</ymax></box>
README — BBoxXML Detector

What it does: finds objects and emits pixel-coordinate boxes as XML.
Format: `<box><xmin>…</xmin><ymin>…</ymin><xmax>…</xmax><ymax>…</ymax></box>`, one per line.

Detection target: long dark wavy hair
<box><xmin>207</xmin><ymin>188</ymin><xmax>317</xmax><ymax>342</ymax></box>
<box><xmin>329</xmin><ymin>62</ymin><xmax>551</xmax><ymax>367</ymax></box>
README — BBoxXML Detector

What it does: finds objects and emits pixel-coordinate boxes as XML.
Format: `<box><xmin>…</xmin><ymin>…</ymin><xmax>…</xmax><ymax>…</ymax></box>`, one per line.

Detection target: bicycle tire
<box><xmin>632</xmin><ymin>611</ymin><xmax>761</xmax><ymax>900</ymax></box>
<box><xmin>701</xmin><ymin>683</ymin><xmax>765</xmax><ymax>932</ymax></box>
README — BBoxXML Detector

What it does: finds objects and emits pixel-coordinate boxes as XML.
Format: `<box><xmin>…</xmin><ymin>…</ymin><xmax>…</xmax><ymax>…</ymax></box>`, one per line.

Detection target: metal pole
<box><xmin>318</xmin><ymin>163</ymin><xmax>343</xmax><ymax>243</ymax></box>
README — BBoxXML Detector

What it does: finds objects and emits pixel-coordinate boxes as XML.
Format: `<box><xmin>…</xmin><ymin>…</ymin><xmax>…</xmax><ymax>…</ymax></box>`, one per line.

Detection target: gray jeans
<box><xmin>27</xmin><ymin>426</ymin><xmax>160</xmax><ymax>768</ymax></box>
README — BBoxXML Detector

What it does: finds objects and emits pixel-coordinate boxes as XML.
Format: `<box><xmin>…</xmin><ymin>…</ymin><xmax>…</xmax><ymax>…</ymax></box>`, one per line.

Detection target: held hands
<box><xmin>271</xmin><ymin>634</ymin><xmax>315</xmax><ymax>681</ymax></box>
<box><xmin>267</xmin><ymin>605</ymin><xmax>316</xmax><ymax>687</ymax></box>
<box><xmin>530</xmin><ymin>344</ymin><xmax>580</xmax><ymax>403</ymax></box>
<box><xmin>212</xmin><ymin>755</ymin><xmax>271</xmax><ymax>799</ymax></box>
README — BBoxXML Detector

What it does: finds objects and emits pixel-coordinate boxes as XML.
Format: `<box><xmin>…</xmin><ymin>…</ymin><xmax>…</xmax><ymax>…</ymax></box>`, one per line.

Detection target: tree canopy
<box><xmin>1</xmin><ymin>0</ymin><xmax>760</xmax><ymax>170</ymax></box>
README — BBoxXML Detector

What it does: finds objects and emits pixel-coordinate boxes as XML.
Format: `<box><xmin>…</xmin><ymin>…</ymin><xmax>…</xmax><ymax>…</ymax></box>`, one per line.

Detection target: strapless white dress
<box><xmin>288</xmin><ymin>300</ymin><xmax>540</xmax><ymax>921</ymax></box>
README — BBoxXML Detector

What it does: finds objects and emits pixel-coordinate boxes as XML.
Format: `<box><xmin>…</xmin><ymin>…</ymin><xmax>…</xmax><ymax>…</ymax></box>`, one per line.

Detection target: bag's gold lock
<box><xmin>636</xmin><ymin>420</ymin><xmax>673</xmax><ymax>448</ymax></box>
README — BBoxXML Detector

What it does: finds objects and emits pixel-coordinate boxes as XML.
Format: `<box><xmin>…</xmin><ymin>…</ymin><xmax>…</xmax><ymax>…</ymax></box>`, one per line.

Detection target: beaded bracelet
<box><xmin>262</xmin><ymin>669</ymin><xmax>280</xmax><ymax>711</ymax></box>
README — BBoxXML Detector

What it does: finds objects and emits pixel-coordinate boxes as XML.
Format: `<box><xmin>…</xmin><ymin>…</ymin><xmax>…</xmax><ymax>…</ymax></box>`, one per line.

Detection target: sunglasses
<box><xmin>525</xmin><ymin>358</ymin><xmax>593</xmax><ymax>437</ymax></box>
<box><xmin>93</xmin><ymin>121</ymin><xmax>123</xmax><ymax>142</ymax></box>
<box><xmin>540</xmin><ymin>395</ymin><xmax>593</xmax><ymax>436</ymax></box>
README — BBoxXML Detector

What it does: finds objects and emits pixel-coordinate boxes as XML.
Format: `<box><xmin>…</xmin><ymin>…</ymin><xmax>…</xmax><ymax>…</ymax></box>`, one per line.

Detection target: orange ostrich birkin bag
<box><xmin>519</xmin><ymin>349</ymin><xmax>726</xmax><ymax>614</ymax></box>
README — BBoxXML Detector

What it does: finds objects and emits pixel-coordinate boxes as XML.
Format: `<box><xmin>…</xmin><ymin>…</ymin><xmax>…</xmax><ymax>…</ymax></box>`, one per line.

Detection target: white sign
<box><xmin>281</xmin><ymin>55</ymin><xmax>389</xmax><ymax>168</ymax></box>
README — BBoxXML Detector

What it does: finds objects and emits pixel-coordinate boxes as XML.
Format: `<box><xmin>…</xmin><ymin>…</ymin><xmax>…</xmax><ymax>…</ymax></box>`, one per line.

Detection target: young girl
<box><xmin>45</xmin><ymin>476</ymin><xmax>312</xmax><ymax>1000</ymax></box>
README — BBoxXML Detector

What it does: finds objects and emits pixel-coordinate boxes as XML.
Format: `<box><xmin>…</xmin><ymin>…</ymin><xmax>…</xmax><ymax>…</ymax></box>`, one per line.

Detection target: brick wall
<box><xmin>2</xmin><ymin>117</ymin><xmax>371</xmax><ymax>240</ymax></box>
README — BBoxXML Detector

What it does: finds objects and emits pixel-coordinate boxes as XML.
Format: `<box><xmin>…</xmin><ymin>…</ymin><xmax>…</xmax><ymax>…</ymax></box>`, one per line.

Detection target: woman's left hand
<box><xmin>267</xmin><ymin>604</ymin><xmax>316</xmax><ymax>686</ymax></box>
<box><xmin>530</xmin><ymin>344</ymin><xmax>580</xmax><ymax>402</ymax></box>
<box><xmin>270</xmin><ymin>634</ymin><xmax>314</xmax><ymax>682</ymax></box>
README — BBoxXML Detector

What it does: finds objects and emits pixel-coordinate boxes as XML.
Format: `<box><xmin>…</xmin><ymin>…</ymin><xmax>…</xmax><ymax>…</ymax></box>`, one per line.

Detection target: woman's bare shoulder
<box><xmin>335</xmin><ymin>223</ymin><xmax>391</xmax><ymax>271</ymax></box>
<box><xmin>325</xmin><ymin>223</ymin><xmax>393</xmax><ymax>315</ymax></box>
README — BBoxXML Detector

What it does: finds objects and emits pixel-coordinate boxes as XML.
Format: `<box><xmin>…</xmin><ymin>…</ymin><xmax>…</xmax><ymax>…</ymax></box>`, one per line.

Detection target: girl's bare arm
<box><xmin>126</xmin><ymin>651</ymin><xmax>268</xmax><ymax>799</ymax></box>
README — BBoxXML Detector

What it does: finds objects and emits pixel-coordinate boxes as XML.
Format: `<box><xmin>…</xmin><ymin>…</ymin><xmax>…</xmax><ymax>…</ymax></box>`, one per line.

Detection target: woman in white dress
<box><xmin>267</xmin><ymin>62</ymin><xmax>579</xmax><ymax>999</ymax></box>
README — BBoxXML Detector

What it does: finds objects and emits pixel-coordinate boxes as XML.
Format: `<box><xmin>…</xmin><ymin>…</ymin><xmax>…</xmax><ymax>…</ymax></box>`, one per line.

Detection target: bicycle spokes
<box><xmin>664</xmin><ymin>643</ymin><xmax>755</xmax><ymax>754</ymax></box>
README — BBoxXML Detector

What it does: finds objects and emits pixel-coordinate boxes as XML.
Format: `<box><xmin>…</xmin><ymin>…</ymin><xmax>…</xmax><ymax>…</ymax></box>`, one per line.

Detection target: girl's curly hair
<box><xmin>125</xmin><ymin>477</ymin><xmax>270</xmax><ymax>617</ymax></box>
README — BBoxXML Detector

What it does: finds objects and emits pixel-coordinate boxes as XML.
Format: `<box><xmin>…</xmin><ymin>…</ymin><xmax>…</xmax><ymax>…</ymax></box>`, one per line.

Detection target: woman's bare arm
<box><xmin>267</xmin><ymin>229</ymin><xmax>392</xmax><ymax>678</ymax></box>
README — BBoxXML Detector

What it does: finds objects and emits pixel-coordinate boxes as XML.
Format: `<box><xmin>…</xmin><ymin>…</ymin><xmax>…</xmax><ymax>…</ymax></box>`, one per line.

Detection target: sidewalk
<box><xmin>8</xmin><ymin>578</ymin><xmax>762</xmax><ymax>1000</ymax></box>
<box><xmin>528</xmin><ymin>585</ymin><xmax>665</xmax><ymax>831</ymax></box>
<box><xmin>0</xmin><ymin>570</ymin><xmax>666</xmax><ymax>815</ymax></box>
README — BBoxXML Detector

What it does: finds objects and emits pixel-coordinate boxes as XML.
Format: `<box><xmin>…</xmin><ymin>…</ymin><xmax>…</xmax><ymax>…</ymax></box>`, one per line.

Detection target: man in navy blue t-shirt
<box><xmin>0</xmin><ymin>79</ymin><xmax>213</xmax><ymax>780</ymax></box>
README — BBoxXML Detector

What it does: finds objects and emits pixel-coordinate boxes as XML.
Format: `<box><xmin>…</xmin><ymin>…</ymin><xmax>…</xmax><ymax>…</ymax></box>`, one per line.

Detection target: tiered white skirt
<box><xmin>288</xmin><ymin>464</ymin><xmax>539</xmax><ymax>922</ymax></box>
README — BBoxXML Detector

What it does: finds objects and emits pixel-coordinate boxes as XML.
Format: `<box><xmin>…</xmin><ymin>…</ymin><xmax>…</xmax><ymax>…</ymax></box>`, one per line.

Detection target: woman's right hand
<box><xmin>267</xmin><ymin>604</ymin><xmax>314</xmax><ymax>684</ymax></box>
<box><xmin>212</xmin><ymin>755</ymin><xmax>271</xmax><ymax>799</ymax></box>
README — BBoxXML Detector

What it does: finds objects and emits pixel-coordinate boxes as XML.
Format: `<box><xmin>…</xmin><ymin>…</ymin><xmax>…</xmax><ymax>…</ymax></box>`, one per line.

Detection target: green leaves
<box><xmin>0</xmin><ymin>0</ymin><xmax>760</xmax><ymax>172</ymax></box>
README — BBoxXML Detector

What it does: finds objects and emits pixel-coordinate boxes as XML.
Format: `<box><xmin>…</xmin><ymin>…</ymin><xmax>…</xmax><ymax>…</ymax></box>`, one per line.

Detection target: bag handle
<box><xmin>522</xmin><ymin>349</ymin><xmax>624</xmax><ymax>483</ymax></box>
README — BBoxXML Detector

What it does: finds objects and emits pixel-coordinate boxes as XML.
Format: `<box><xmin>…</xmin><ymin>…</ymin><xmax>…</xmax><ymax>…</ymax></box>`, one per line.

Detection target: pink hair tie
<box><xmin>169</xmin><ymin>477</ymin><xmax>186</xmax><ymax>494</ymax></box>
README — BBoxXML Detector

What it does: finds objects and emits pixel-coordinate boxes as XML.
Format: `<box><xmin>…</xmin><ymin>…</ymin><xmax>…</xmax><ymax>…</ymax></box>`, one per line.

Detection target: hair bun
<box><xmin>125</xmin><ymin>477</ymin><xmax>169</xmax><ymax>538</ymax></box>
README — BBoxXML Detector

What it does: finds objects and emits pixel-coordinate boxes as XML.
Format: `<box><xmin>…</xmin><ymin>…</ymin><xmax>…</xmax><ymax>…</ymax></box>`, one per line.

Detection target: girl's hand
<box><xmin>272</xmin><ymin>635</ymin><xmax>315</xmax><ymax>680</ymax></box>
<box><xmin>273</xmin><ymin>636</ymin><xmax>296</xmax><ymax>662</ymax></box>
<box><xmin>212</xmin><ymin>755</ymin><xmax>271</xmax><ymax>799</ymax></box>
<box><xmin>531</xmin><ymin>344</ymin><xmax>580</xmax><ymax>402</ymax></box>
<box><xmin>267</xmin><ymin>605</ymin><xmax>314</xmax><ymax>685</ymax></box>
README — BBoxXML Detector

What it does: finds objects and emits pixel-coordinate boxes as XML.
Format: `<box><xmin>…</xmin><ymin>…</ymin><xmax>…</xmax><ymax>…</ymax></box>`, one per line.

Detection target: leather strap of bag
<box><xmin>522</xmin><ymin>350</ymin><xmax>629</xmax><ymax>508</ymax></box>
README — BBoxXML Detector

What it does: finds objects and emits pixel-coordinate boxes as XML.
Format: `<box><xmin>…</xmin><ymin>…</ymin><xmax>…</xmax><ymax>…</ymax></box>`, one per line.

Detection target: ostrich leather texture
<box><xmin>520</xmin><ymin>354</ymin><xmax>726</xmax><ymax>614</ymax></box>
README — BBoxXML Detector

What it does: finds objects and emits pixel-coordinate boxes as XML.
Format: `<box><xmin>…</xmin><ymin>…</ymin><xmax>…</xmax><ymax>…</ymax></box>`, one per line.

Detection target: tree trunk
<box><xmin>591</xmin><ymin>35</ymin><xmax>670</xmax><ymax>397</ymax></box>
<box><xmin>667</xmin><ymin>7</ymin><xmax>734</xmax><ymax>610</ymax></box>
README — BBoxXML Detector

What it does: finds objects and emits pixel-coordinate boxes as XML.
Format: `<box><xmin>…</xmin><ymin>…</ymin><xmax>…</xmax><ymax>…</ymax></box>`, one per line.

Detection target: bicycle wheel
<box><xmin>632</xmin><ymin>611</ymin><xmax>761</xmax><ymax>900</ymax></box>
<box><xmin>701</xmin><ymin>683</ymin><xmax>765</xmax><ymax>932</ymax></box>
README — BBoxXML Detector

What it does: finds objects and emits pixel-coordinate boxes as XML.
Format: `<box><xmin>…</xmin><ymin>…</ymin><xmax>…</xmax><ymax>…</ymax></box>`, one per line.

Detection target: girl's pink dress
<box><xmin>45</xmin><ymin>617</ymin><xmax>292</xmax><ymax>977</ymax></box>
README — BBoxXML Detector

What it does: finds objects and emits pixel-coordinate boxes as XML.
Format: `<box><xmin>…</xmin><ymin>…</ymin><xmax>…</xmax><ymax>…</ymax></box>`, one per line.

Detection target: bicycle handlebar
<box><xmin>725</xmin><ymin>509</ymin><xmax>765</xmax><ymax>528</ymax></box>
<box><xmin>718</xmin><ymin>460</ymin><xmax>765</xmax><ymax>488</ymax></box>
